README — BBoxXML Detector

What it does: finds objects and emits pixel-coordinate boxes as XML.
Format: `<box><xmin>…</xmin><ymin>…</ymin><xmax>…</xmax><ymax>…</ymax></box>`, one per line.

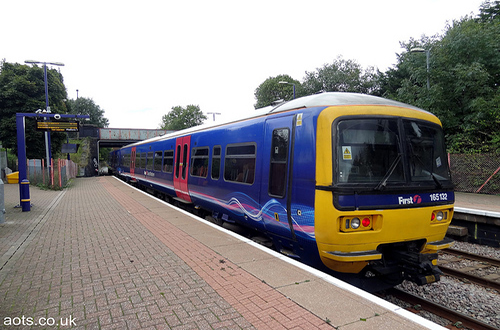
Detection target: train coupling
<box><xmin>394</xmin><ymin>250</ymin><xmax>443</xmax><ymax>285</ymax></box>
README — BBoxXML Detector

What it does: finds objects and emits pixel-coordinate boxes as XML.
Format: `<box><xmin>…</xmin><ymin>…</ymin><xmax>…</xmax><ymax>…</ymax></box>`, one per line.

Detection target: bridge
<box><xmin>79</xmin><ymin>125</ymin><xmax>174</xmax><ymax>148</ymax></box>
<box><xmin>97</xmin><ymin>127</ymin><xmax>175</xmax><ymax>148</ymax></box>
<box><xmin>77</xmin><ymin>125</ymin><xmax>175</xmax><ymax>175</ymax></box>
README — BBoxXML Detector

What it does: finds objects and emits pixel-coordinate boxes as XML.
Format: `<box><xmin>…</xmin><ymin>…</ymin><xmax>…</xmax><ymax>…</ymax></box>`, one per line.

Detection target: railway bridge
<box><xmin>78</xmin><ymin>125</ymin><xmax>174</xmax><ymax>176</ymax></box>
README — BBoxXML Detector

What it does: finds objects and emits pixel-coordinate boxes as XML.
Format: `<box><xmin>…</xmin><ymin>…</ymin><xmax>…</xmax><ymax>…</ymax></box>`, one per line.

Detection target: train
<box><xmin>109</xmin><ymin>92</ymin><xmax>455</xmax><ymax>291</ymax></box>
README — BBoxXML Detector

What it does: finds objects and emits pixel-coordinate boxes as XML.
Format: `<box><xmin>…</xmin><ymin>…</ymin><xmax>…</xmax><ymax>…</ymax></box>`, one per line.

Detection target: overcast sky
<box><xmin>2</xmin><ymin>0</ymin><xmax>484</xmax><ymax>129</ymax></box>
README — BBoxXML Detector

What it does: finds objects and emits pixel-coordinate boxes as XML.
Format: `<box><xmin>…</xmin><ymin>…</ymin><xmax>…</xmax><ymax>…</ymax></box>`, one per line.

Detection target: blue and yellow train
<box><xmin>109</xmin><ymin>92</ymin><xmax>455</xmax><ymax>290</ymax></box>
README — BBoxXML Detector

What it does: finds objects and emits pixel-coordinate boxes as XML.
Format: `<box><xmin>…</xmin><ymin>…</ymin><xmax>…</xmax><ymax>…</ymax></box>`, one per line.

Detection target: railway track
<box><xmin>383</xmin><ymin>288</ymin><xmax>498</xmax><ymax>330</ymax></box>
<box><xmin>439</xmin><ymin>248</ymin><xmax>500</xmax><ymax>291</ymax></box>
<box><xmin>378</xmin><ymin>246</ymin><xmax>500</xmax><ymax>329</ymax></box>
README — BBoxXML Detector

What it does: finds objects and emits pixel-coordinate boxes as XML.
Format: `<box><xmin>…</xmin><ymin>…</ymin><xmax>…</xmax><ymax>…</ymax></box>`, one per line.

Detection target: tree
<box><xmin>66</xmin><ymin>97</ymin><xmax>109</xmax><ymax>128</ymax></box>
<box><xmin>478</xmin><ymin>0</ymin><xmax>500</xmax><ymax>22</ymax></box>
<box><xmin>302</xmin><ymin>56</ymin><xmax>381</xmax><ymax>95</ymax></box>
<box><xmin>160</xmin><ymin>105</ymin><xmax>207</xmax><ymax>130</ymax></box>
<box><xmin>254</xmin><ymin>74</ymin><xmax>303</xmax><ymax>109</ymax></box>
<box><xmin>380</xmin><ymin>5</ymin><xmax>500</xmax><ymax>153</ymax></box>
<box><xmin>0</xmin><ymin>60</ymin><xmax>67</xmax><ymax>158</ymax></box>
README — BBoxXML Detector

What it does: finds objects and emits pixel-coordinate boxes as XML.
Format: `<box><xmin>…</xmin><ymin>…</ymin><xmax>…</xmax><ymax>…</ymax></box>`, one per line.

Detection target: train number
<box><xmin>430</xmin><ymin>193</ymin><xmax>448</xmax><ymax>202</ymax></box>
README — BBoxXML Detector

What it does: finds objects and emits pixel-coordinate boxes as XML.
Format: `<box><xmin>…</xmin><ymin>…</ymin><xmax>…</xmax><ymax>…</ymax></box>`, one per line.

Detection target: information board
<box><xmin>36</xmin><ymin>121</ymin><xmax>80</xmax><ymax>132</ymax></box>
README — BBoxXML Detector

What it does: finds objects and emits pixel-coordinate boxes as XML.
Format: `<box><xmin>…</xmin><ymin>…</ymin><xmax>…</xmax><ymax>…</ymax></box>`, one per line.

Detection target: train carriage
<box><xmin>109</xmin><ymin>92</ymin><xmax>454</xmax><ymax>291</ymax></box>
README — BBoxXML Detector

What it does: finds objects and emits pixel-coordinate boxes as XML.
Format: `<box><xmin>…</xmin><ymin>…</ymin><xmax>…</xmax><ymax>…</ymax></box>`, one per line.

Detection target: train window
<box><xmin>336</xmin><ymin>119</ymin><xmax>403</xmax><ymax>183</ymax></box>
<box><xmin>163</xmin><ymin>150</ymin><xmax>174</xmax><ymax>173</ymax></box>
<box><xmin>146</xmin><ymin>152</ymin><xmax>154</xmax><ymax>170</ymax></box>
<box><xmin>404</xmin><ymin>120</ymin><xmax>451</xmax><ymax>182</ymax></box>
<box><xmin>211</xmin><ymin>146</ymin><xmax>221</xmax><ymax>180</ymax></box>
<box><xmin>153</xmin><ymin>151</ymin><xmax>162</xmax><ymax>171</ymax></box>
<box><xmin>182</xmin><ymin>144</ymin><xmax>188</xmax><ymax>180</ymax></box>
<box><xmin>269</xmin><ymin>128</ymin><xmax>289</xmax><ymax>197</ymax></box>
<box><xmin>190</xmin><ymin>147</ymin><xmax>209</xmax><ymax>178</ymax></box>
<box><xmin>175</xmin><ymin>145</ymin><xmax>181</xmax><ymax>178</ymax></box>
<box><xmin>139</xmin><ymin>152</ymin><xmax>147</xmax><ymax>169</ymax></box>
<box><xmin>123</xmin><ymin>154</ymin><xmax>131</xmax><ymax>167</ymax></box>
<box><xmin>224</xmin><ymin>143</ymin><xmax>256</xmax><ymax>184</ymax></box>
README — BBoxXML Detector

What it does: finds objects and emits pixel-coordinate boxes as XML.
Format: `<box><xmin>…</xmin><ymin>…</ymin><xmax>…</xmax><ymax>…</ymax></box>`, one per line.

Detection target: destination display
<box><xmin>36</xmin><ymin>121</ymin><xmax>80</xmax><ymax>132</ymax></box>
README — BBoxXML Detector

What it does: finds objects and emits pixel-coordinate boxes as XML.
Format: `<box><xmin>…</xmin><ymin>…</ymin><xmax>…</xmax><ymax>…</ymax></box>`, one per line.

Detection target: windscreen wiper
<box><xmin>431</xmin><ymin>173</ymin><xmax>443</xmax><ymax>189</ymax></box>
<box><xmin>374</xmin><ymin>154</ymin><xmax>402</xmax><ymax>191</ymax></box>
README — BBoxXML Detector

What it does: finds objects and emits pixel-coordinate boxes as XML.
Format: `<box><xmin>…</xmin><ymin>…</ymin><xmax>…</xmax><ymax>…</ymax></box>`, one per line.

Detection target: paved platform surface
<box><xmin>1</xmin><ymin>177</ymin><xmax>440</xmax><ymax>329</ymax></box>
<box><xmin>455</xmin><ymin>192</ymin><xmax>500</xmax><ymax>215</ymax></box>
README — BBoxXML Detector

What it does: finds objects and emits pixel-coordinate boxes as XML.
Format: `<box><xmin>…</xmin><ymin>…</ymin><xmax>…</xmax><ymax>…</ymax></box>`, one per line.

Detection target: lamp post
<box><xmin>278</xmin><ymin>81</ymin><xmax>296</xmax><ymax>99</ymax></box>
<box><xmin>410</xmin><ymin>48</ymin><xmax>430</xmax><ymax>89</ymax></box>
<box><xmin>24</xmin><ymin>60</ymin><xmax>65</xmax><ymax>177</ymax></box>
<box><xmin>207</xmin><ymin>112</ymin><xmax>221</xmax><ymax>121</ymax></box>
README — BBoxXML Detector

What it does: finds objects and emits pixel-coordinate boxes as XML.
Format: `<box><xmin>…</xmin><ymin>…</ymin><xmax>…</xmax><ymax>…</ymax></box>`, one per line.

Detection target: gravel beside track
<box><xmin>393</xmin><ymin>242</ymin><xmax>500</xmax><ymax>328</ymax></box>
<box><xmin>452</xmin><ymin>241</ymin><xmax>500</xmax><ymax>259</ymax></box>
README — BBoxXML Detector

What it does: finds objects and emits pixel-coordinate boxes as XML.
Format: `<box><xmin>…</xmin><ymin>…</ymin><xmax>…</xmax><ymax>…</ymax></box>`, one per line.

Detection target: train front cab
<box><xmin>314</xmin><ymin>104</ymin><xmax>454</xmax><ymax>286</ymax></box>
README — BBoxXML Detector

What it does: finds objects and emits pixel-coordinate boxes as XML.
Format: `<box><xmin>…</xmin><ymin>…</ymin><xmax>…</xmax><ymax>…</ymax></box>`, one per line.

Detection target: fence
<box><xmin>449</xmin><ymin>153</ymin><xmax>500</xmax><ymax>195</ymax></box>
<box><xmin>26</xmin><ymin>159</ymin><xmax>78</xmax><ymax>188</ymax></box>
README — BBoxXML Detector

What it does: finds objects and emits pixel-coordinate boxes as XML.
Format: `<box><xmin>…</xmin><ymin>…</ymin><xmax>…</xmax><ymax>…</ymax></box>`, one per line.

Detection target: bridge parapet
<box><xmin>99</xmin><ymin>128</ymin><xmax>173</xmax><ymax>141</ymax></box>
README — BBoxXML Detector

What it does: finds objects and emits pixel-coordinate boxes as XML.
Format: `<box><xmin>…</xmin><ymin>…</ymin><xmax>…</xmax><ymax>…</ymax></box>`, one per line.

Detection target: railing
<box><xmin>26</xmin><ymin>158</ymin><xmax>78</xmax><ymax>188</ymax></box>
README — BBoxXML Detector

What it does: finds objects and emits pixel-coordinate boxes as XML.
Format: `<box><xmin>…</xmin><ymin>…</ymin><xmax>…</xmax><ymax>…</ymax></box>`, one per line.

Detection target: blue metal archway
<box><xmin>16</xmin><ymin>113</ymin><xmax>90</xmax><ymax>211</ymax></box>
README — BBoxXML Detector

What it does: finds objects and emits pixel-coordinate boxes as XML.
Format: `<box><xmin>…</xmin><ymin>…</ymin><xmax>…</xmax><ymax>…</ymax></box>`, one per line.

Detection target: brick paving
<box><xmin>0</xmin><ymin>177</ymin><xmax>329</xmax><ymax>329</ymax></box>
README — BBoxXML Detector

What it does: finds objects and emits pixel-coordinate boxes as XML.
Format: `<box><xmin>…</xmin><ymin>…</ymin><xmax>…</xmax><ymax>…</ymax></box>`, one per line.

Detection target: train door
<box><xmin>130</xmin><ymin>147</ymin><xmax>136</xmax><ymax>176</ymax></box>
<box><xmin>261</xmin><ymin>116</ymin><xmax>296</xmax><ymax>240</ymax></box>
<box><xmin>173</xmin><ymin>136</ymin><xmax>192</xmax><ymax>202</ymax></box>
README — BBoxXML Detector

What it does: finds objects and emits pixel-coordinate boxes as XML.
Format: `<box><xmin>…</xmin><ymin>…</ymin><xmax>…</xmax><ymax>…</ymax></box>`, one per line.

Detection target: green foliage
<box><xmin>66</xmin><ymin>97</ymin><xmax>109</xmax><ymax>128</ymax></box>
<box><xmin>160</xmin><ymin>105</ymin><xmax>207</xmax><ymax>130</ymax></box>
<box><xmin>379</xmin><ymin>2</ymin><xmax>500</xmax><ymax>153</ymax></box>
<box><xmin>254</xmin><ymin>59</ymin><xmax>382</xmax><ymax>110</ymax></box>
<box><xmin>478</xmin><ymin>0</ymin><xmax>500</xmax><ymax>22</ymax></box>
<box><xmin>254</xmin><ymin>74</ymin><xmax>303</xmax><ymax>109</ymax></box>
<box><xmin>302</xmin><ymin>56</ymin><xmax>381</xmax><ymax>95</ymax></box>
<box><xmin>0</xmin><ymin>60</ymin><xmax>67</xmax><ymax>158</ymax></box>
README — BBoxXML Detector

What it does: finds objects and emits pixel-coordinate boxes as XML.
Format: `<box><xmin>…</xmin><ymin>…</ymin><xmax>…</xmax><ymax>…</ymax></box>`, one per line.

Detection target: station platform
<box><xmin>0</xmin><ymin>177</ymin><xmax>443</xmax><ymax>329</ymax></box>
<box><xmin>455</xmin><ymin>192</ymin><xmax>500</xmax><ymax>217</ymax></box>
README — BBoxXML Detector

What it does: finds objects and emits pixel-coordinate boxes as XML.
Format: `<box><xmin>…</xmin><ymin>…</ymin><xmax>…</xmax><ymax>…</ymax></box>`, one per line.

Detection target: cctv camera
<box><xmin>54</xmin><ymin>114</ymin><xmax>61</xmax><ymax>120</ymax></box>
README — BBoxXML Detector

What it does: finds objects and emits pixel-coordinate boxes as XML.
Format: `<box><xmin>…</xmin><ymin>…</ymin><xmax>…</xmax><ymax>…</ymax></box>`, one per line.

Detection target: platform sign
<box><xmin>36</xmin><ymin>121</ymin><xmax>80</xmax><ymax>132</ymax></box>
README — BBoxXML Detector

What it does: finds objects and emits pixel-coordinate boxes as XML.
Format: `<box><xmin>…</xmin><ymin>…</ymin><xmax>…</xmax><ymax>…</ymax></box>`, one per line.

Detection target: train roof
<box><xmin>124</xmin><ymin>92</ymin><xmax>431</xmax><ymax>148</ymax></box>
<box><xmin>271</xmin><ymin>92</ymin><xmax>425</xmax><ymax>113</ymax></box>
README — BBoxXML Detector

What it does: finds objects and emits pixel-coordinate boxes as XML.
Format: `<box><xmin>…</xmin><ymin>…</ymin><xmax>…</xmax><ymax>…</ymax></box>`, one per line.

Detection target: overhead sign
<box><xmin>36</xmin><ymin>121</ymin><xmax>80</xmax><ymax>132</ymax></box>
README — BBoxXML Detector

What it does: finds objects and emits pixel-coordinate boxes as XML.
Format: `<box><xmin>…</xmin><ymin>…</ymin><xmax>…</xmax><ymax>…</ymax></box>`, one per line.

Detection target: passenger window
<box><xmin>153</xmin><ymin>151</ymin><xmax>162</xmax><ymax>171</ymax></box>
<box><xmin>211</xmin><ymin>146</ymin><xmax>221</xmax><ymax>180</ymax></box>
<box><xmin>269</xmin><ymin>128</ymin><xmax>289</xmax><ymax>197</ymax></box>
<box><xmin>146</xmin><ymin>152</ymin><xmax>154</xmax><ymax>170</ymax></box>
<box><xmin>140</xmin><ymin>152</ymin><xmax>147</xmax><ymax>169</ymax></box>
<box><xmin>163</xmin><ymin>150</ymin><xmax>174</xmax><ymax>173</ymax></box>
<box><xmin>124</xmin><ymin>154</ymin><xmax>131</xmax><ymax>167</ymax></box>
<box><xmin>190</xmin><ymin>147</ymin><xmax>209</xmax><ymax>178</ymax></box>
<box><xmin>224</xmin><ymin>144</ymin><xmax>256</xmax><ymax>184</ymax></box>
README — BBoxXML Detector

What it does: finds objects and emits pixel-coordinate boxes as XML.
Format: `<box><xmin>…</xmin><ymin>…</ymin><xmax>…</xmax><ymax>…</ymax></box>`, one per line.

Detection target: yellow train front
<box><xmin>304</xmin><ymin>93</ymin><xmax>454</xmax><ymax>289</ymax></box>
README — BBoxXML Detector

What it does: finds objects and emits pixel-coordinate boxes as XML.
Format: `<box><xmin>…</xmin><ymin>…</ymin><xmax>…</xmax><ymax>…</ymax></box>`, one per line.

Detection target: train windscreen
<box><xmin>335</xmin><ymin>118</ymin><xmax>451</xmax><ymax>186</ymax></box>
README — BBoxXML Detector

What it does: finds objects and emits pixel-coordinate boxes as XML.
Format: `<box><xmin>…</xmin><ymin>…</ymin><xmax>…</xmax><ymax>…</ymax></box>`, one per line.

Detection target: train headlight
<box><xmin>436</xmin><ymin>211</ymin><xmax>444</xmax><ymax>221</ymax></box>
<box><xmin>340</xmin><ymin>215</ymin><xmax>375</xmax><ymax>232</ymax></box>
<box><xmin>431</xmin><ymin>210</ymin><xmax>449</xmax><ymax>223</ymax></box>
